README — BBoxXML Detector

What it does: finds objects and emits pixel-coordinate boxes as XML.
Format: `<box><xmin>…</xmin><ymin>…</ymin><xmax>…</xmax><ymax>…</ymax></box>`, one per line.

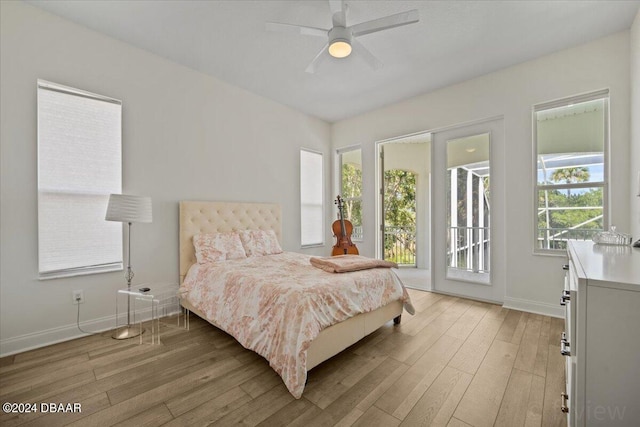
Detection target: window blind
<box><xmin>37</xmin><ymin>80</ymin><xmax>123</xmax><ymax>278</ymax></box>
<box><xmin>300</xmin><ymin>149</ymin><xmax>324</xmax><ymax>246</ymax></box>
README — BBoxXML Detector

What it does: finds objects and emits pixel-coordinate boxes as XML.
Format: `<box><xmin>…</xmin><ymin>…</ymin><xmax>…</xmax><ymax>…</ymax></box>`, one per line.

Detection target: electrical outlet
<box><xmin>72</xmin><ymin>290</ymin><xmax>84</xmax><ymax>304</ymax></box>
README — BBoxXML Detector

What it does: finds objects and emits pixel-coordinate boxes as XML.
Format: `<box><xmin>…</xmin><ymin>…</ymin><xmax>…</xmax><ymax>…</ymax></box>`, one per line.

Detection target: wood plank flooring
<box><xmin>0</xmin><ymin>290</ymin><xmax>566</xmax><ymax>426</ymax></box>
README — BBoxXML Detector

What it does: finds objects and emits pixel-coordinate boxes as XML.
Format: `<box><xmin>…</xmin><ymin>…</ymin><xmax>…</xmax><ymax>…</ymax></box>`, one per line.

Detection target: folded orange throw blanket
<box><xmin>310</xmin><ymin>255</ymin><xmax>398</xmax><ymax>273</ymax></box>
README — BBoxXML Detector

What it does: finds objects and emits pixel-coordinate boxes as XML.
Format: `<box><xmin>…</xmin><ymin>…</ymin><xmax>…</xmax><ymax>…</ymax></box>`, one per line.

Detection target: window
<box><xmin>38</xmin><ymin>80</ymin><xmax>122</xmax><ymax>278</ymax></box>
<box><xmin>338</xmin><ymin>147</ymin><xmax>362</xmax><ymax>240</ymax></box>
<box><xmin>300</xmin><ymin>149</ymin><xmax>324</xmax><ymax>246</ymax></box>
<box><xmin>534</xmin><ymin>90</ymin><xmax>608</xmax><ymax>252</ymax></box>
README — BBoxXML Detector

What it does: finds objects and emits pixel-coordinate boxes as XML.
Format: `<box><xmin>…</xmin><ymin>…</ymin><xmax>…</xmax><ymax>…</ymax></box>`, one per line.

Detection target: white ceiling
<box><xmin>27</xmin><ymin>0</ymin><xmax>640</xmax><ymax>123</ymax></box>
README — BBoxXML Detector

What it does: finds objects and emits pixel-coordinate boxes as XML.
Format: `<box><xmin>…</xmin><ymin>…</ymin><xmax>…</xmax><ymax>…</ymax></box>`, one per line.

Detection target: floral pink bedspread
<box><xmin>179</xmin><ymin>251</ymin><xmax>412</xmax><ymax>398</ymax></box>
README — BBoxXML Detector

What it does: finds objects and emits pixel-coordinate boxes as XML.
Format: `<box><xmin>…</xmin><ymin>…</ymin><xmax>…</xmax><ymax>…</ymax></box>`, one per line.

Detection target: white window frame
<box><xmin>37</xmin><ymin>80</ymin><xmax>123</xmax><ymax>279</ymax></box>
<box><xmin>532</xmin><ymin>89</ymin><xmax>609</xmax><ymax>255</ymax></box>
<box><xmin>300</xmin><ymin>148</ymin><xmax>324</xmax><ymax>247</ymax></box>
<box><xmin>337</xmin><ymin>145</ymin><xmax>363</xmax><ymax>241</ymax></box>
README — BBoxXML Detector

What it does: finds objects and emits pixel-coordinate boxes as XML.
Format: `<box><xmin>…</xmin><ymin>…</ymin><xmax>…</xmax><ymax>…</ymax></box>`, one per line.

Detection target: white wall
<box><xmin>333</xmin><ymin>32</ymin><xmax>631</xmax><ymax>316</ymax></box>
<box><xmin>0</xmin><ymin>1</ymin><xmax>331</xmax><ymax>356</ymax></box>
<box><xmin>631</xmin><ymin>11</ymin><xmax>640</xmax><ymax>240</ymax></box>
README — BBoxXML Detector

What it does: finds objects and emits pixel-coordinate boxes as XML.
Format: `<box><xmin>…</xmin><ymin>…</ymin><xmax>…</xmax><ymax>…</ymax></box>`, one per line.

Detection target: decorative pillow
<box><xmin>238</xmin><ymin>229</ymin><xmax>283</xmax><ymax>257</ymax></box>
<box><xmin>193</xmin><ymin>232</ymin><xmax>246</xmax><ymax>264</ymax></box>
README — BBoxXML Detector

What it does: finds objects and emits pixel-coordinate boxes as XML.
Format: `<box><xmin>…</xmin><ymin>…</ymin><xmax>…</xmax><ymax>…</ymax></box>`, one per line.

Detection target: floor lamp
<box><xmin>106</xmin><ymin>194</ymin><xmax>153</xmax><ymax>340</ymax></box>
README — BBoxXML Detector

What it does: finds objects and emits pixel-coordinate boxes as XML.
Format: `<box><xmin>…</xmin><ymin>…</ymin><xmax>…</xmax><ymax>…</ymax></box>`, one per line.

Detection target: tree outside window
<box><xmin>338</xmin><ymin>148</ymin><xmax>363</xmax><ymax>240</ymax></box>
<box><xmin>384</xmin><ymin>170</ymin><xmax>416</xmax><ymax>264</ymax></box>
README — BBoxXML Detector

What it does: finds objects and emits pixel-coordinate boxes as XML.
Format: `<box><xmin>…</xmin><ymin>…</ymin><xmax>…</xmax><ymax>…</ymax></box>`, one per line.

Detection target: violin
<box><xmin>332</xmin><ymin>195</ymin><xmax>359</xmax><ymax>256</ymax></box>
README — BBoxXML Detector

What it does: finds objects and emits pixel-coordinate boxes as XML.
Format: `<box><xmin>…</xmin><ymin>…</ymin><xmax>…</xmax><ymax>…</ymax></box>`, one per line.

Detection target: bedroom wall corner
<box><xmin>0</xmin><ymin>1</ymin><xmax>331</xmax><ymax>356</ymax></box>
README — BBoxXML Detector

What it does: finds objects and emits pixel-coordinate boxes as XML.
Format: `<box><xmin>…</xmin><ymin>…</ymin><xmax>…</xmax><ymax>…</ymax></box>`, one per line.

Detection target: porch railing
<box><xmin>536</xmin><ymin>227</ymin><xmax>601</xmax><ymax>250</ymax></box>
<box><xmin>351</xmin><ymin>226</ymin><xmax>363</xmax><ymax>241</ymax></box>
<box><xmin>384</xmin><ymin>225</ymin><xmax>416</xmax><ymax>266</ymax></box>
<box><xmin>448</xmin><ymin>226</ymin><xmax>490</xmax><ymax>273</ymax></box>
<box><xmin>536</xmin><ymin>211</ymin><xmax>603</xmax><ymax>250</ymax></box>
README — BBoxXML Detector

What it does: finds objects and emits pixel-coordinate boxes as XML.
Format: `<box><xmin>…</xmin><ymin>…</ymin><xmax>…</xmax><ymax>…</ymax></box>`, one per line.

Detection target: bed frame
<box><xmin>179</xmin><ymin>200</ymin><xmax>402</xmax><ymax>370</ymax></box>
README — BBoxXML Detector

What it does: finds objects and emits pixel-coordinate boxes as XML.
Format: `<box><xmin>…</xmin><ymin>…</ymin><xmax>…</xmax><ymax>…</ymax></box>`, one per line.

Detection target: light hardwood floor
<box><xmin>0</xmin><ymin>289</ymin><xmax>566</xmax><ymax>427</ymax></box>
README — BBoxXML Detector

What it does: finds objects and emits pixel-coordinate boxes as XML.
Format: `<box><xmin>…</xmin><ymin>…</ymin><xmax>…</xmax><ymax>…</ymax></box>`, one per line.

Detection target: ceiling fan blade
<box><xmin>350</xmin><ymin>9</ymin><xmax>419</xmax><ymax>37</ymax></box>
<box><xmin>305</xmin><ymin>44</ymin><xmax>330</xmax><ymax>74</ymax></box>
<box><xmin>329</xmin><ymin>0</ymin><xmax>347</xmax><ymax>27</ymax></box>
<box><xmin>265</xmin><ymin>22</ymin><xmax>327</xmax><ymax>38</ymax></box>
<box><xmin>351</xmin><ymin>38</ymin><xmax>383</xmax><ymax>70</ymax></box>
<box><xmin>329</xmin><ymin>0</ymin><xmax>345</xmax><ymax>15</ymax></box>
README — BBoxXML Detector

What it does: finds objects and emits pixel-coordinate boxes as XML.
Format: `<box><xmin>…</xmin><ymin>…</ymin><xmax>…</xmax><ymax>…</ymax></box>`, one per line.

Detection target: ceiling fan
<box><xmin>266</xmin><ymin>0</ymin><xmax>419</xmax><ymax>73</ymax></box>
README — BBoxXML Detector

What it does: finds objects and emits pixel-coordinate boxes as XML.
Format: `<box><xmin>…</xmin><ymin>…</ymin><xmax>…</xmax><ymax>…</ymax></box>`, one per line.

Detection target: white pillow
<box><xmin>193</xmin><ymin>232</ymin><xmax>246</xmax><ymax>264</ymax></box>
<box><xmin>238</xmin><ymin>229</ymin><xmax>283</xmax><ymax>257</ymax></box>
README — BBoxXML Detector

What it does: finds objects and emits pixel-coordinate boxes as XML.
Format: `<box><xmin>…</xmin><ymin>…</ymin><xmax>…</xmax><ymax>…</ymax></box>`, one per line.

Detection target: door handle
<box><xmin>561</xmin><ymin>392</ymin><xmax>569</xmax><ymax>413</ymax></box>
<box><xmin>560</xmin><ymin>332</ymin><xmax>571</xmax><ymax>356</ymax></box>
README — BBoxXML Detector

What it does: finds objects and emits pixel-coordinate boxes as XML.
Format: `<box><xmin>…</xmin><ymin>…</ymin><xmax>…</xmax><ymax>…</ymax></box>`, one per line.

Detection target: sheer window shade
<box><xmin>300</xmin><ymin>149</ymin><xmax>324</xmax><ymax>246</ymax></box>
<box><xmin>37</xmin><ymin>80</ymin><xmax>123</xmax><ymax>278</ymax></box>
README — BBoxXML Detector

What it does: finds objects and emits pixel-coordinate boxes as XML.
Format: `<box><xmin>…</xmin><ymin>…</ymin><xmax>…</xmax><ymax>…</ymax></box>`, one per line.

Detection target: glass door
<box><xmin>446</xmin><ymin>134</ymin><xmax>490</xmax><ymax>284</ymax></box>
<box><xmin>432</xmin><ymin>119</ymin><xmax>505</xmax><ymax>302</ymax></box>
<box><xmin>377</xmin><ymin>139</ymin><xmax>429</xmax><ymax>268</ymax></box>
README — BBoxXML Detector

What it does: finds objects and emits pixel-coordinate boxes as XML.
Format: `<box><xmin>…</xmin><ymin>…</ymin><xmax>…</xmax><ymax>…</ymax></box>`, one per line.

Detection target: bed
<box><xmin>178</xmin><ymin>200</ymin><xmax>410</xmax><ymax>398</ymax></box>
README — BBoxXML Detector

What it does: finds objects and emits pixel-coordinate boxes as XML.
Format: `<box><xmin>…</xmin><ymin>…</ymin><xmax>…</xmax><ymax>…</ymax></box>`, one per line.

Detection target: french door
<box><xmin>431</xmin><ymin>118</ymin><xmax>505</xmax><ymax>303</ymax></box>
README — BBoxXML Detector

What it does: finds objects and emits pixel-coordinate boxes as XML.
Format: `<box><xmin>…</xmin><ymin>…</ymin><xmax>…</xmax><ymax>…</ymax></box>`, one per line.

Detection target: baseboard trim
<box><xmin>0</xmin><ymin>314</ymin><xmax>117</xmax><ymax>357</ymax></box>
<box><xmin>502</xmin><ymin>296</ymin><xmax>563</xmax><ymax>318</ymax></box>
<box><xmin>0</xmin><ymin>305</ymin><xmax>179</xmax><ymax>357</ymax></box>
<box><xmin>1</xmin><ymin>295</ymin><xmax>561</xmax><ymax>357</ymax></box>
<box><xmin>429</xmin><ymin>289</ymin><xmax>502</xmax><ymax>305</ymax></box>
<box><xmin>405</xmin><ymin>289</ymin><xmax>564</xmax><ymax>318</ymax></box>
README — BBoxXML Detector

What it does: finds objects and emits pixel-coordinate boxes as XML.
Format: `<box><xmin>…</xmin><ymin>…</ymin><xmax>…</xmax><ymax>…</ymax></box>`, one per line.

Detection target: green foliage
<box><xmin>538</xmin><ymin>188</ymin><xmax>603</xmax><ymax>230</ymax></box>
<box><xmin>549</xmin><ymin>167</ymin><xmax>589</xmax><ymax>197</ymax></box>
<box><xmin>549</xmin><ymin>166</ymin><xmax>589</xmax><ymax>184</ymax></box>
<box><xmin>384</xmin><ymin>170</ymin><xmax>416</xmax><ymax>227</ymax></box>
<box><xmin>340</xmin><ymin>163</ymin><xmax>362</xmax><ymax>226</ymax></box>
<box><xmin>538</xmin><ymin>167</ymin><xmax>603</xmax><ymax>248</ymax></box>
<box><xmin>383</xmin><ymin>170</ymin><xmax>416</xmax><ymax>264</ymax></box>
<box><xmin>339</xmin><ymin>166</ymin><xmax>419</xmax><ymax>264</ymax></box>
<box><xmin>341</xmin><ymin>163</ymin><xmax>362</xmax><ymax>198</ymax></box>
<box><xmin>386</xmin><ymin>248</ymin><xmax>416</xmax><ymax>264</ymax></box>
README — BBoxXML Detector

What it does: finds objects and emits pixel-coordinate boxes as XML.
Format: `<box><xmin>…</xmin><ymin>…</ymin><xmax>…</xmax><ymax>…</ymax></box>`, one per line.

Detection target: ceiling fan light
<box><xmin>329</xmin><ymin>40</ymin><xmax>352</xmax><ymax>58</ymax></box>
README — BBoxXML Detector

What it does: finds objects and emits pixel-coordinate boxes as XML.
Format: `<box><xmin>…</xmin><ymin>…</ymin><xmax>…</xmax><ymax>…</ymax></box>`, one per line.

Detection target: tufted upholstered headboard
<box><xmin>179</xmin><ymin>201</ymin><xmax>282</xmax><ymax>283</ymax></box>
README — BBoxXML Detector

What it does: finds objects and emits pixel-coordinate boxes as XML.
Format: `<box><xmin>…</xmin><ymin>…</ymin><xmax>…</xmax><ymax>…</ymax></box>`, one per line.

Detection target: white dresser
<box><xmin>562</xmin><ymin>240</ymin><xmax>640</xmax><ymax>426</ymax></box>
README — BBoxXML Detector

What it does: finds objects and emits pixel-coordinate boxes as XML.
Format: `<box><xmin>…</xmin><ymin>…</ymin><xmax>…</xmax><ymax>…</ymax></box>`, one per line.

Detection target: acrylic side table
<box><xmin>115</xmin><ymin>282</ymin><xmax>186</xmax><ymax>344</ymax></box>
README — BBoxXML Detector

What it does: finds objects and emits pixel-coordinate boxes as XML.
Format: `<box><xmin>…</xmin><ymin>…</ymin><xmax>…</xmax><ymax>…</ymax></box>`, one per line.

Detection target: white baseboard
<box><xmin>429</xmin><ymin>289</ymin><xmax>502</xmax><ymax>305</ymax></box>
<box><xmin>1</xmin><ymin>295</ymin><xmax>560</xmax><ymax>357</ymax></box>
<box><xmin>0</xmin><ymin>313</ymin><xmax>117</xmax><ymax>358</ymax></box>
<box><xmin>502</xmin><ymin>296</ymin><xmax>564</xmax><ymax>318</ymax></box>
<box><xmin>0</xmin><ymin>305</ymin><xmax>180</xmax><ymax>357</ymax></box>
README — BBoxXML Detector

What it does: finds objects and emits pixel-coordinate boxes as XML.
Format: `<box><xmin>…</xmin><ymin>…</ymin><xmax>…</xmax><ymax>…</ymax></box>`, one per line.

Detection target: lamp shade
<box><xmin>105</xmin><ymin>194</ymin><xmax>152</xmax><ymax>223</ymax></box>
